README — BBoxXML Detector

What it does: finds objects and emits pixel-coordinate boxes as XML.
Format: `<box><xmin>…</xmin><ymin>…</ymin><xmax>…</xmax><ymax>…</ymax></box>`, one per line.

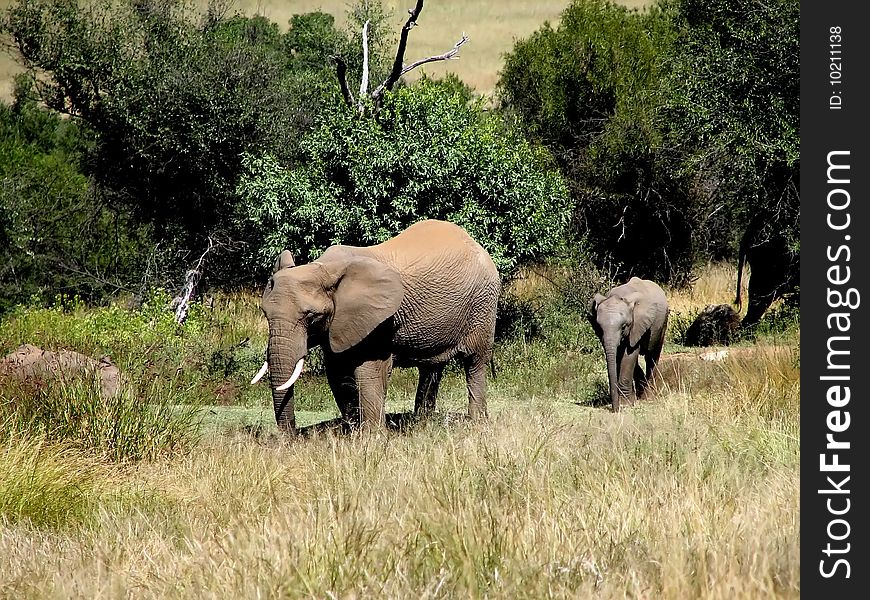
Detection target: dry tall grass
<box><xmin>0</xmin><ymin>264</ymin><xmax>799</xmax><ymax>598</ymax></box>
<box><xmin>0</xmin><ymin>394</ymin><xmax>799</xmax><ymax>597</ymax></box>
<box><xmin>667</xmin><ymin>262</ymin><xmax>745</xmax><ymax>315</ymax></box>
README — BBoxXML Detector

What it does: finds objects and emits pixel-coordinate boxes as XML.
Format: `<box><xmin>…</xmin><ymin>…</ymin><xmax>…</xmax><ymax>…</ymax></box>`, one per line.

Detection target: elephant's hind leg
<box><xmin>463</xmin><ymin>352</ymin><xmax>490</xmax><ymax>420</ymax></box>
<box><xmin>642</xmin><ymin>314</ymin><xmax>668</xmax><ymax>394</ymax></box>
<box><xmin>415</xmin><ymin>364</ymin><xmax>445</xmax><ymax>416</ymax></box>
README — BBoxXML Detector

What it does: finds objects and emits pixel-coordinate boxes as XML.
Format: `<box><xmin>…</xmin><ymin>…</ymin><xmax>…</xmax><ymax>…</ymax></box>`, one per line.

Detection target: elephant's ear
<box><xmin>586</xmin><ymin>293</ymin><xmax>606</xmax><ymax>335</ymax></box>
<box><xmin>629</xmin><ymin>298</ymin><xmax>659</xmax><ymax>347</ymax></box>
<box><xmin>273</xmin><ymin>250</ymin><xmax>296</xmax><ymax>273</ymax></box>
<box><xmin>328</xmin><ymin>257</ymin><xmax>404</xmax><ymax>353</ymax></box>
<box><xmin>588</xmin><ymin>293</ymin><xmax>606</xmax><ymax>315</ymax></box>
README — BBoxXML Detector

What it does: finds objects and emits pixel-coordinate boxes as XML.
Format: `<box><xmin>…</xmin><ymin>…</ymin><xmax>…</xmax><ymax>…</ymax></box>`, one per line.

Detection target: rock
<box><xmin>0</xmin><ymin>344</ymin><xmax>123</xmax><ymax>398</ymax></box>
<box><xmin>683</xmin><ymin>303</ymin><xmax>741</xmax><ymax>346</ymax></box>
<box><xmin>699</xmin><ymin>349</ymin><xmax>729</xmax><ymax>361</ymax></box>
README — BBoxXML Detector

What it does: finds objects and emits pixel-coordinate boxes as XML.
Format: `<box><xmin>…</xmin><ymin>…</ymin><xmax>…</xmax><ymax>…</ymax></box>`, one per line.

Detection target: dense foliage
<box><xmin>663</xmin><ymin>0</ymin><xmax>800</xmax><ymax>283</ymax></box>
<box><xmin>1</xmin><ymin>0</ymin><xmax>799</xmax><ymax>323</ymax></box>
<box><xmin>2</xmin><ymin>0</ymin><xmax>391</xmax><ymax>283</ymax></box>
<box><xmin>237</xmin><ymin>78</ymin><xmax>571</xmax><ymax>277</ymax></box>
<box><xmin>499</xmin><ymin>0</ymin><xmax>693</xmax><ymax>284</ymax></box>
<box><xmin>0</xmin><ymin>94</ymin><xmax>152</xmax><ymax>310</ymax></box>
<box><xmin>499</xmin><ymin>0</ymin><xmax>799</xmax><ymax>293</ymax></box>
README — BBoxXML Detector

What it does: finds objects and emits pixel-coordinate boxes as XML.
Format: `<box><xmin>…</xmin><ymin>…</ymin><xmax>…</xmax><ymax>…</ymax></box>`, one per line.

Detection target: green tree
<box><xmin>0</xmin><ymin>95</ymin><xmax>150</xmax><ymax>311</ymax></box>
<box><xmin>2</xmin><ymin>0</ymin><xmax>392</xmax><ymax>284</ymax></box>
<box><xmin>498</xmin><ymin>0</ymin><xmax>695</xmax><ymax>284</ymax></box>
<box><xmin>662</xmin><ymin>0</ymin><xmax>799</xmax><ymax>316</ymax></box>
<box><xmin>237</xmin><ymin>78</ymin><xmax>571</xmax><ymax>278</ymax></box>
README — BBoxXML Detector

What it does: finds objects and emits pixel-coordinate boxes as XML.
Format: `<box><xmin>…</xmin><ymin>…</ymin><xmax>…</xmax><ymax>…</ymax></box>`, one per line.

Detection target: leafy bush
<box><xmin>237</xmin><ymin>78</ymin><xmax>572</xmax><ymax>278</ymax></box>
<box><xmin>0</xmin><ymin>290</ymin><xmax>202</xmax><ymax>355</ymax></box>
<box><xmin>0</xmin><ymin>287</ymin><xmax>272</xmax><ymax>409</ymax></box>
<box><xmin>2</xmin><ymin>0</ymin><xmax>392</xmax><ymax>285</ymax></box>
<box><xmin>0</xmin><ymin>97</ymin><xmax>155</xmax><ymax>311</ymax></box>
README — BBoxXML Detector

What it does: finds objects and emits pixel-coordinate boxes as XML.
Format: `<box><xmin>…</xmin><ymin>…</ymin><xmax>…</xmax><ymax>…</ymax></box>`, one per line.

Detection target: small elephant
<box><xmin>587</xmin><ymin>277</ymin><xmax>669</xmax><ymax>412</ymax></box>
<box><xmin>253</xmin><ymin>219</ymin><xmax>501</xmax><ymax>434</ymax></box>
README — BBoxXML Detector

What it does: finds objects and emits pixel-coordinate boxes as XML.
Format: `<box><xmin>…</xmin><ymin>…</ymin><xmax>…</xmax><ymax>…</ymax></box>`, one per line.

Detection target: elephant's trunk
<box><xmin>267</xmin><ymin>329</ymin><xmax>306</xmax><ymax>434</ymax></box>
<box><xmin>603</xmin><ymin>333</ymin><xmax>622</xmax><ymax>412</ymax></box>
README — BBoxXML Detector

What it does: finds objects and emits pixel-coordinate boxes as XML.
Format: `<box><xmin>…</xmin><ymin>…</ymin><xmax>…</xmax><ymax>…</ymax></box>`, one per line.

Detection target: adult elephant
<box><xmin>587</xmin><ymin>277</ymin><xmax>669</xmax><ymax>412</ymax></box>
<box><xmin>252</xmin><ymin>220</ymin><xmax>501</xmax><ymax>434</ymax></box>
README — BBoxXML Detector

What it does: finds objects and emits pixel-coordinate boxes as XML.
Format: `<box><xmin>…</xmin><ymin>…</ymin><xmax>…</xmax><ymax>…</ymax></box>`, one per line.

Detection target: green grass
<box><xmin>0</xmin><ymin>428</ymin><xmax>103</xmax><ymax>529</ymax></box>
<box><xmin>1</xmin><ymin>376</ymin><xmax>203</xmax><ymax>462</ymax></box>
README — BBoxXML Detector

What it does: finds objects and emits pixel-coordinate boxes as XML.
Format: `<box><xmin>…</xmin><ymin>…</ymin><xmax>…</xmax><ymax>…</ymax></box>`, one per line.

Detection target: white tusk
<box><xmin>275</xmin><ymin>358</ymin><xmax>305</xmax><ymax>391</ymax></box>
<box><xmin>250</xmin><ymin>361</ymin><xmax>269</xmax><ymax>385</ymax></box>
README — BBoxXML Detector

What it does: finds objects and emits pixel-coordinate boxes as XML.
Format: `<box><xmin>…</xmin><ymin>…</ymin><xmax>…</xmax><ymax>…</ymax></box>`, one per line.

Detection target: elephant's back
<box><xmin>374</xmin><ymin>221</ymin><xmax>500</xmax><ymax>362</ymax></box>
<box><xmin>376</xmin><ymin>220</ymin><xmax>498</xmax><ymax>278</ymax></box>
<box><xmin>611</xmin><ymin>277</ymin><xmax>668</xmax><ymax>306</ymax></box>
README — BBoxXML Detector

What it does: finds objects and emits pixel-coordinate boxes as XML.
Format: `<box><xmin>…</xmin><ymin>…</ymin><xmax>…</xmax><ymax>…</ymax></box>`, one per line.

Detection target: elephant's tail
<box><xmin>489</xmin><ymin>357</ymin><xmax>497</xmax><ymax>379</ymax></box>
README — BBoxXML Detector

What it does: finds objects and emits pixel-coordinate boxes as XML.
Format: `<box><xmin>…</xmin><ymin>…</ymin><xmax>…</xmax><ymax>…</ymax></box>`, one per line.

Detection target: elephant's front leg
<box><xmin>618</xmin><ymin>345</ymin><xmax>640</xmax><ymax>407</ymax></box>
<box><xmin>415</xmin><ymin>364</ymin><xmax>445</xmax><ymax>416</ymax></box>
<box><xmin>324</xmin><ymin>352</ymin><xmax>360</xmax><ymax>426</ymax></box>
<box><xmin>354</xmin><ymin>357</ymin><xmax>392</xmax><ymax>430</ymax></box>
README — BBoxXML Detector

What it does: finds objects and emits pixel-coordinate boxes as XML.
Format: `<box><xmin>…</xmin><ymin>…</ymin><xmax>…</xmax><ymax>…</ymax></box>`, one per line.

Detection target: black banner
<box><xmin>801</xmin><ymin>2</ymin><xmax>869</xmax><ymax>595</ymax></box>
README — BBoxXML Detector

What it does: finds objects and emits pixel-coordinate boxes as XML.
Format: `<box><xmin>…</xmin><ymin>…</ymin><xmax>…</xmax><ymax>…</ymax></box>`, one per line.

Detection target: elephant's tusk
<box><xmin>250</xmin><ymin>360</ymin><xmax>269</xmax><ymax>385</ymax></box>
<box><xmin>275</xmin><ymin>358</ymin><xmax>305</xmax><ymax>391</ymax></box>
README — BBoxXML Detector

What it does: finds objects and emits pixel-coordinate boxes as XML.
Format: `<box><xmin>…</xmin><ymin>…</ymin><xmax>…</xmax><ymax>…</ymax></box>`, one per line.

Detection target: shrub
<box><xmin>498</xmin><ymin>0</ymin><xmax>698</xmax><ymax>285</ymax></box>
<box><xmin>0</xmin><ymin>97</ymin><xmax>154</xmax><ymax>311</ymax></box>
<box><xmin>2</xmin><ymin>0</ymin><xmax>393</xmax><ymax>286</ymax></box>
<box><xmin>237</xmin><ymin>78</ymin><xmax>572</xmax><ymax>278</ymax></box>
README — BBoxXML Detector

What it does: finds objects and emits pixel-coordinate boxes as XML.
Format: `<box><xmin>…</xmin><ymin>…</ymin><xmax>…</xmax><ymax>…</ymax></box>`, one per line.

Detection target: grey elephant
<box><xmin>251</xmin><ymin>219</ymin><xmax>501</xmax><ymax>433</ymax></box>
<box><xmin>587</xmin><ymin>277</ymin><xmax>669</xmax><ymax>412</ymax></box>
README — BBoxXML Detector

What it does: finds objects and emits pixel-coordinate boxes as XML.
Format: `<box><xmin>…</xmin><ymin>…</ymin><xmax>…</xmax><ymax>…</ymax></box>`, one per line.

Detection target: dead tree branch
<box><xmin>396</xmin><ymin>34</ymin><xmax>468</xmax><ymax>76</ymax></box>
<box><xmin>375</xmin><ymin>0</ymin><xmax>426</xmax><ymax>98</ymax></box>
<box><xmin>370</xmin><ymin>1</ymin><xmax>468</xmax><ymax>107</ymax></box>
<box><xmin>358</xmin><ymin>20</ymin><xmax>370</xmax><ymax>112</ymax></box>
<box><xmin>334</xmin><ymin>56</ymin><xmax>355</xmax><ymax>107</ymax></box>
<box><xmin>333</xmin><ymin>0</ymin><xmax>469</xmax><ymax>113</ymax></box>
<box><xmin>171</xmin><ymin>237</ymin><xmax>214</xmax><ymax>325</ymax></box>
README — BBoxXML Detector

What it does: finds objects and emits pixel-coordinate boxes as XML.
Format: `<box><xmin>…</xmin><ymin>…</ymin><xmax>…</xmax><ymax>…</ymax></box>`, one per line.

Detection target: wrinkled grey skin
<box><xmin>587</xmin><ymin>277</ymin><xmax>669</xmax><ymax>412</ymax></box>
<box><xmin>261</xmin><ymin>220</ymin><xmax>501</xmax><ymax>433</ymax></box>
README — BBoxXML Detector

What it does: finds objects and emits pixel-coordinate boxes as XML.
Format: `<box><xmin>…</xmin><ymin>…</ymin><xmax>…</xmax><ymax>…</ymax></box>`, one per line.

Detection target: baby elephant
<box><xmin>587</xmin><ymin>277</ymin><xmax>669</xmax><ymax>412</ymax></box>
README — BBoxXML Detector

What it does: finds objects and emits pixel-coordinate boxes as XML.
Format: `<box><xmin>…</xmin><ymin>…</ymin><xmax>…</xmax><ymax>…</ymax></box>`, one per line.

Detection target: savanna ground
<box><xmin>0</xmin><ymin>262</ymin><xmax>800</xmax><ymax>598</ymax></box>
<box><xmin>0</xmin><ymin>0</ymin><xmax>650</xmax><ymax>99</ymax></box>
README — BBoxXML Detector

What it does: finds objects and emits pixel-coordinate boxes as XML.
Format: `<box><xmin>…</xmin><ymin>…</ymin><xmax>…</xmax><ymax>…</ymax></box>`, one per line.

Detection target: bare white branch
<box><xmin>336</xmin><ymin>0</ymin><xmax>469</xmax><ymax>113</ymax></box>
<box><xmin>358</xmin><ymin>20</ymin><xmax>370</xmax><ymax>111</ymax></box>
<box><xmin>397</xmin><ymin>33</ymin><xmax>468</xmax><ymax>78</ymax></box>
<box><xmin>171</xmin><ymin>237</ymin><xmax>214</xmax><ymax>324</ymax></box>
